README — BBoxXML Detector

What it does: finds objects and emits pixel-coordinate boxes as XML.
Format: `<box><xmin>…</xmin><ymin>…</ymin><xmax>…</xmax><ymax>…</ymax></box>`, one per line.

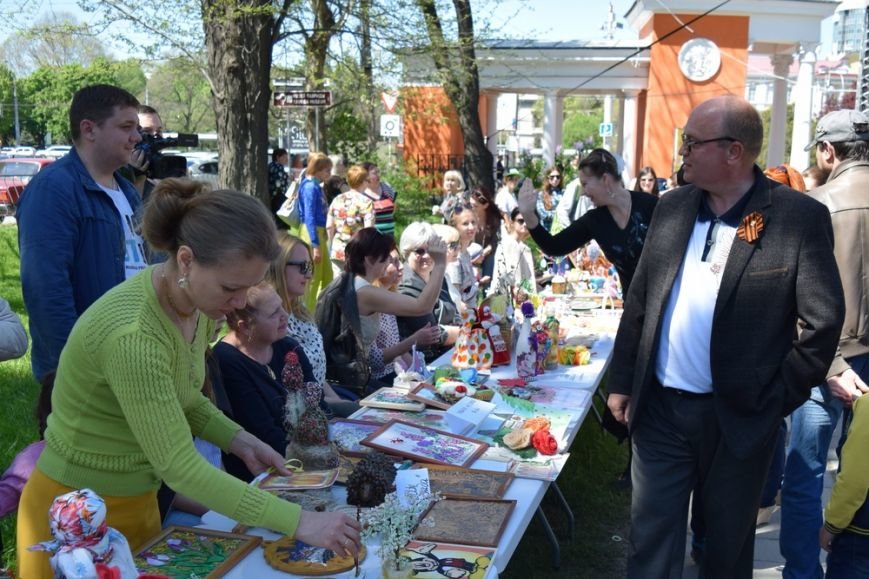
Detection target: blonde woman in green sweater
<box><xmin>17</xmin><ymin>179</ymin><xmax>360</xmax><ymax>578</ymax></box>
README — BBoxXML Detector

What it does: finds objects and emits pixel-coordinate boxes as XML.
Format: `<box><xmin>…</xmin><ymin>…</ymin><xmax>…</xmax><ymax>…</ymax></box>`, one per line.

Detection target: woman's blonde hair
<box><xmin>431</xmin><ymin>223</ymin><xmax>459</xmax><ymax>244</ymax></box>
<box><xmin>346</xmin><ymin>165</ymin><xmax>369</xmax><ymax>189</ymax></box>
<box><xmin>306</xmin><ymin>152</ymin><xmax>332</xmax><ymax>178</ymax></box>
<box><xmin>267</xmin><ymin>231</ymin><xmax>313</xmax><ymax>322</ymax></box>
<box><xmin>443</xmin><ymin>170</ymin><xmax>465</xmax><ymax>192</ymax></box>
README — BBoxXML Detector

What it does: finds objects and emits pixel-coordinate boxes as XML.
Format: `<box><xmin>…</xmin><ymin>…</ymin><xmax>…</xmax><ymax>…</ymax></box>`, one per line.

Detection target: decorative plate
<box><xmin>263</xmin><ymin>536</ymin><xmax>365</xmax><ymax>576</ymax></box>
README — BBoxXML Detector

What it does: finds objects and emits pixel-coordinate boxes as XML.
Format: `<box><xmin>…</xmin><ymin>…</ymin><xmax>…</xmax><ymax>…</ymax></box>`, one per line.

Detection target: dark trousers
<box><xmin>628</xmin><ymin>387</ymin><xmax>777</xmax><ymax>579</ymax></box>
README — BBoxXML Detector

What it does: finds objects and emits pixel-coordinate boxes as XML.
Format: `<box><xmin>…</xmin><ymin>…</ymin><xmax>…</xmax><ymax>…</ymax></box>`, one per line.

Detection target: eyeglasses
<box><xmin>447</xmin><ymin>241</ymin><xmax>460</xmax><ymax>251</ymax></box>
<box><xmin>286</xmin><ymin>260</ymin><xmax>314</xmax><ymax>274</ymax></box>
<box><xmin>514</xmin><ymin>218</ymin><xmax>526</xmax><ymax>225</ymax></box>
<box><xmin>413</xmin><ymin>247</ymin><xmax>429</xmax><ymax>256</ymax></box>
<box><xmin>548</xmin><ymin>174</ymin><xmax>562</xmax><ymax>180</ymax></box>
<box><xmin>680</xmin><ymin>135</ymin><xmax>739</xmax><ymax>154</ymax></box>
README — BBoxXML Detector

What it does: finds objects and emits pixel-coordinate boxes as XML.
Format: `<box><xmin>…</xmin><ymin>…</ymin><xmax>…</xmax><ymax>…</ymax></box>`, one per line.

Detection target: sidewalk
<box><xmin>682</xmin><ymin>420</ymin><xmax>842</xmax><ymax>578</ymax></box>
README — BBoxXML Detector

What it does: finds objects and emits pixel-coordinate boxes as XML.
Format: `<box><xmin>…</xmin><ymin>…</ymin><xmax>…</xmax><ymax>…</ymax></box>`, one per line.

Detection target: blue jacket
<box><xmin>17</xmin><ymin>147</ymin><xmax>142</xmax><ymax>381</ymax></box>
<box><xmin>298</xmin><ymin>176</ymin><xmax>326</xmax><ymax>246</ymax></box>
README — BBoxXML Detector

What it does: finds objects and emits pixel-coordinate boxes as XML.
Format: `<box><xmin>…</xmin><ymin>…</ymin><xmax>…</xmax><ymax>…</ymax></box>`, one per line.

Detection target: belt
<box><xmin>662</xmin><ymin>387</ymin><xmax>713</xmax><ymax>400</ymax></box>
<box><xmin>653</xmin><ymin>377</ymin><xmax>713</xmax><ymax>400</ymax></box>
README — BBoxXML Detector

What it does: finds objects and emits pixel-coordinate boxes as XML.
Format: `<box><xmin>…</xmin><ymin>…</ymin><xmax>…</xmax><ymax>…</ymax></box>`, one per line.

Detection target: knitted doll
<box><xmin>282</xmin><ymin>350</ymin><xmax>339</xmax><ymax>470</ymax></box>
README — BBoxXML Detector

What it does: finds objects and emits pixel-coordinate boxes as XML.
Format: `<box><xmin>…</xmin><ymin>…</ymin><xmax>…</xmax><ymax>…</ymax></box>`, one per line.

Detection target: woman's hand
<box><xmin>819</xmin><ymin>527</ymin><xmax>835</xmax><ymax>553</ymax></box>
<box><xmin>295</xmin><ymin>510</ymin><xmax>362</xmax><ymax>557</ymax></box>
<box><xmin>427</xmin><ymin>237</ymin><xmax>447</xmax><ymax>267</ymax></box>
<box><xmin>412</xmin><ymin>322</ymin><xmax>441</xmax><ymax>347</ymax></box>
<box><xmin>312</xmin><ymin>246</ymin><xmax>322</xmax><ymax>263</ymax></box>
<box><xmin>228</xmin><ymin>431</ymin><xmax>293</xmax><ymax>476</ymax></box>
<box><xmin>517</xmin><ymin>178</ymin><xmax>539</xmax><ymax>229</ymax></box>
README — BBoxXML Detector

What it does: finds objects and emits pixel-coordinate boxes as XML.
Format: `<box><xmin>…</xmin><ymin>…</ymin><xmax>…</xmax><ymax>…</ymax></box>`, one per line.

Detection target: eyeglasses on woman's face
<box><xmin>549</xmin><ymin>174</ymin><xmax>562</xmax><ymax>180</ymax></box>
<box><xmin>413</xmin><ymin>247</ymin><xmax>429</xmax><ymax>257</ymax></box>
<box><xmin>286</xmin><ymin>260</ymin><xmax>314</xmax><ymax>275</ymax></box>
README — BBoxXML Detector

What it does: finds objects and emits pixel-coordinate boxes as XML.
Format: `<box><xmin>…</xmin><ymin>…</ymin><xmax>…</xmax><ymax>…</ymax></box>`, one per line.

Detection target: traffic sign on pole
<box><xmin>380</xmin><ymin>114</ymin><xmax>401</xmax><ymax>138</ymax></box>
<box><xmin>599</xmin><ymin>122</ymin><xmax>614</xmax><ymax>137</ymax></box>
<box><xmin>273</xmin><ymin>91</ymin><xmax>332</xmax><ymax>107</ymax></box>
<box><xmin>381</xmin><ymin>91</ymin><xmax>399</xmax><ymax>113</ymax></box>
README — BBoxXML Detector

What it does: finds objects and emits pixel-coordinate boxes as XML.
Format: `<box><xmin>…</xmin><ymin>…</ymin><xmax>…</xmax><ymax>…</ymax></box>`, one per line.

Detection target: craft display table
<box><xmin>199</xmin><ymin>308</ymin><xmax>621</xmax><ymax>577</ymax></box>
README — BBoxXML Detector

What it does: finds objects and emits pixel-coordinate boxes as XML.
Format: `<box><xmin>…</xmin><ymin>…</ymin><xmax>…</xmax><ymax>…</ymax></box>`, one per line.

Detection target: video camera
<box><xmin>135</xmin><ymin>131</ymin><xmax>200</xmax><ymax>179</ymax></box>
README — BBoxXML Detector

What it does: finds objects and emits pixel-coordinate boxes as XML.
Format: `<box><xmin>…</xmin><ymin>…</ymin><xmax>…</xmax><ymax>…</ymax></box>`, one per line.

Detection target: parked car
<box><xmin>11</xmin><ymin>146</ymin><xmax>36</xmax><ymax>157</ymax></box>
<box><xmin>36</xmin><ymin>145</ymin><xmax>72</xmax><ymax>159</ymax></box>
<box><xmin>187</xmin><ymin>158</ymin><xmax>219</xmax><ymax>186</ymax></box>
<box><xmin>0</xmin><ymin>157</ymin><xmax>54</xmax><ymax>218</ymax></box>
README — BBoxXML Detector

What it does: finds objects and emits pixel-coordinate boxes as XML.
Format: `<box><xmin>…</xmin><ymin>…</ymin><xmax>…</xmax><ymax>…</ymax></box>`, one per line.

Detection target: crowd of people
<box><xmin>0</xmin><ymin>82</ymin><xmax>867</xmax><ymax>579</ymax></box>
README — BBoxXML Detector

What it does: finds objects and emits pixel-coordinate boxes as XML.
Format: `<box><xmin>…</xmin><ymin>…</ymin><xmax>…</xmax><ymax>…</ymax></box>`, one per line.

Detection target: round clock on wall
<box><xmin>678</xmin><ymin>38</ymin><xmax>722</xmax><ymax>82</ymax></box>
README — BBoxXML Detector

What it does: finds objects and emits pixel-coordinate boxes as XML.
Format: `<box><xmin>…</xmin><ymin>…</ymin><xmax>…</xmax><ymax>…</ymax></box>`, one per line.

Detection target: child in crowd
<box><xmin>447</xmin><ymin>206</ymin><xmax>480</xmax><ymax>313</ymax></box>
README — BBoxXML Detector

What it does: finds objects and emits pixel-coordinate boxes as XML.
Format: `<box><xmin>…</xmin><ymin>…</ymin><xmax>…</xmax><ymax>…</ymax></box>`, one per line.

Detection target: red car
<box><xmin>0</xmin><ymin>157</ymin><xmax>54</xmax><ymax>217</ymax></box>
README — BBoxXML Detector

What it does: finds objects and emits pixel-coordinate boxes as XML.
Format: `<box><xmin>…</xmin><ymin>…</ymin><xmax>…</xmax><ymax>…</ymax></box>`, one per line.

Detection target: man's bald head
<box><xmin>690</xmin><ymin>96</ymin><xmax>763</xmax><ymax>164</ymax></box>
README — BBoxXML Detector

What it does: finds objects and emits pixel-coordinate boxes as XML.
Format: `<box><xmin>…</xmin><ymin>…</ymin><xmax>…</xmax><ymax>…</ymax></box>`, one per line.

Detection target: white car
<box><xmin>36</xmin><ymin>145</ymin><xmax>71</xmax><ymax>159</ymax></box>
<box><xmin>12</xmin><ymin>146</ymin><xmax>36</xmax><ymax>157</ymax></box>
<box><xmin>188</xmin><ymin>159</ymin><xmax>219</xmax><ymax>186</ymax></box>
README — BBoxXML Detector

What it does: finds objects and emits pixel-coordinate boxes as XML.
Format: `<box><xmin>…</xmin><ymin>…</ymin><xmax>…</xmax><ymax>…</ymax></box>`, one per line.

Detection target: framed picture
<box><xmin>354</xmin><ymin>407</ymin><xmax>451</xmax><ymax>430</ymax></box>
<box><xmin>328</xmin><ymin>418</ymin><xmax>382</xmax><ymax>457</ymax></box>
<box><xmin>360</xmin><ymin>420</ymin><xmax>488</xmax><ymax>468</ymax></box>
<box><xmin>135</xmin><ymin>526</ymin><xmax>260</xmax><ymax>578</ymax></box>
<box><xmin>414</xmin><ymin>498</ymin><xmax>516</xmax><ymax>547</ymax></box>
<box><xmin>359</xmin><ymin>387</ymin><xmax>425</xmax><ymax>412</ymax></box>
<box><xmin>413</xmin><ymin>464</ymin><xmax>514</xmax><ymax>499</ymax></box>
<box><xmin>254</xmin><ymin>468</ymin><xmax>339</xmax><ymax>491</ymax></box>
<box><xmin>407</xmin><ymin>383</ymin><xmax>452</xmax><ymax>410</ymax></box>
<box><xmin>400</xmin><ymin>540</ymin><xmax>495</xmax><ymax>578</ymax></box>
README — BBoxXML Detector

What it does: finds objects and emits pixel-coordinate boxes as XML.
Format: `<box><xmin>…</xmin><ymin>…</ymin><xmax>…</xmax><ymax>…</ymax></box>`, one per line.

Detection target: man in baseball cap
<box><xmin>804</xmin><ymin>108</ymin><xmax>869</xmax><ymax>151</ymax></box>
<box><xmin>783</xmin><ymin>107</ymin><xmax>869</xmax><ymax>577</ymax></box>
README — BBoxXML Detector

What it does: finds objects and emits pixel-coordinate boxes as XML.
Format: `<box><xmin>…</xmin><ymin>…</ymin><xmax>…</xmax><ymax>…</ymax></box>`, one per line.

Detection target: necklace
<box><xmin>161</xmin><ymin>267</ymin><xmax>196</xmax><ymax>319</ymax></box>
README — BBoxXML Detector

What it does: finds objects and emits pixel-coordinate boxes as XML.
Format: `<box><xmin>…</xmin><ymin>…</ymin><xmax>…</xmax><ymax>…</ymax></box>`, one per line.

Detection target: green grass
<box><xmin>0</xmin><ymin>205</ymin><xmax>631</xmax><ymax>575</ymax></box>
<box><xmin>0</xmin><ymin>225</ymin><xmax>41</xmax><ymax>569</ymax></box>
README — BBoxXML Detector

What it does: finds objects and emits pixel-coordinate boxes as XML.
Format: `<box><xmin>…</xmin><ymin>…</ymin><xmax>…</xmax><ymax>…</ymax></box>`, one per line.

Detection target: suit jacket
<box><xmin>608</xmin><ymin>168</ymin><xmax>845</xmax><ymax>459</ymax></box>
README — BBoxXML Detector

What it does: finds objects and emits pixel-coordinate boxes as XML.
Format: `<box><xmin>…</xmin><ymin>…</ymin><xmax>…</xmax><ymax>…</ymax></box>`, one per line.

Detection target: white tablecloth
<box><xmin>200</xmin><ymin>311</ymin><xmax>620</xmax><ymax>577</ymax></box>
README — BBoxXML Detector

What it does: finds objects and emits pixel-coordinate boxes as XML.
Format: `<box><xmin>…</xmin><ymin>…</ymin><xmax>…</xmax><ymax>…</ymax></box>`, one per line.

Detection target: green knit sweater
<box><xmin>38</xmin><ymin>266</ymin><xmax>301</xmax><ymax>535</ymax></box>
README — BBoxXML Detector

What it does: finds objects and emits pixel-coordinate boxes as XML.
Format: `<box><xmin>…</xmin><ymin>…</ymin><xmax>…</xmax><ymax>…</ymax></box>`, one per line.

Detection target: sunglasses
<box><xmin>413</xmin><ymin>247</ymin><xmax>430</xmax><ymax>256</ymax></box>
<box><xmin>514</xmin><ymin>218</ymin><xmax>526</xmax><ymax>225</ymax></box>
<box><xmin>286</xmin><ymin>260</ymin><xmax>314</xmax><ymax>274</ymax></box>
<box><xmin>549</xmin><ymin>174</ymin><xmax>562</xmax><ymax>180</ymax></box>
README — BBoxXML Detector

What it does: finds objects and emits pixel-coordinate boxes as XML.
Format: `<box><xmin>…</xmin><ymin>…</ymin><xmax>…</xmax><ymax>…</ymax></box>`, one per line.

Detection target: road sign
<box><xmin>599</xmin><ymin>122</ymin><xmax>614</xmax><ymax>137</ymax></box>
<box><xmin>381</xmin><ymin>91</ymin><xmax>399</xmax><ymax>113</ymax></box>
<box><xmin>380</xmin><ymin>114</ymin><xmax>401</xmax><ymax>138</ymax></box>
<box><xmin>273</xmin><ymin>90</ymin><xmax>332</xmax><ymax>107</ymax></box>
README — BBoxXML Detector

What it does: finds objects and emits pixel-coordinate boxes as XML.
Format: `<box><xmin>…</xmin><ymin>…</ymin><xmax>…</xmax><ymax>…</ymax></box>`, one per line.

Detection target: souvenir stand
<box><xmin>196</xmin><ymin>299</ymin><xmax>622</xmax><ymax>578</ymax></box>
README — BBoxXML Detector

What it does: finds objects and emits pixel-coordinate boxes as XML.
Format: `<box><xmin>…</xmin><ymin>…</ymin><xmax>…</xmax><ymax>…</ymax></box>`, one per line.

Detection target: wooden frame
<box><xmin>407</xmin><ymin>383</ymin><xmax>452</xmax><ymax>410</ymax></box>
<box><xmin>328</xmin><ymin>418</ymin><xmax>382</xmax><ymax>457</ymax></box>
<box><xmin>135</xmin><ymin>525</ymin><xmax>260</xmax><ymax>578</ymax></box>
<box><xmin>359</xmin><ymin>387</ymin><xmax>425</xmax><ymax>412</ymax></box>
<box><xmin>413</xmin><ymin>464</ymin><xmax>514</xmax><ymax>499</ymax></box>
<box><xmin>414</xmin><ymin>498</ymin><xmax>516</xmax><ymax>547</ymax></box>
<box><xmin>354</xmin><ymin>406</ymin><xmax>451</xmax><ymax>430</ymax></box>
<box><xmin>360</xmin><ymin>420</ymin><xmax>488</xmax><ymax>468</ymax></box>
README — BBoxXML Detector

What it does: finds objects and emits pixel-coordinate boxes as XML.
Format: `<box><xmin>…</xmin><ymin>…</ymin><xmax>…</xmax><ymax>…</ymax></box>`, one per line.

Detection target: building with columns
<box><xmin>398</xmin><ymin>0</ymin><xmax>838</xmax><ymax>182</ymax></box>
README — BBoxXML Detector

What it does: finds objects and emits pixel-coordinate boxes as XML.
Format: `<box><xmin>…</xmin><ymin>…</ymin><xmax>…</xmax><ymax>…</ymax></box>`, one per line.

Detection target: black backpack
<box><xmin>314</xmin><ymin>273</ymin><xmax>371</xmax><ymax>394</ymax></box>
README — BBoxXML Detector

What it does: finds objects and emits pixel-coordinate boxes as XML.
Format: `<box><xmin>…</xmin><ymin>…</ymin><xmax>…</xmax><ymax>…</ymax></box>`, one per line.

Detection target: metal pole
<box><xmin>315</xmin><ymin>107</ymin><xmax>320</xmax><ymax>151</ymax></box>
<box><xmin>13</xmin><ymin>76</ymin><xmax>20</xmax><ymax>146</ymax></box>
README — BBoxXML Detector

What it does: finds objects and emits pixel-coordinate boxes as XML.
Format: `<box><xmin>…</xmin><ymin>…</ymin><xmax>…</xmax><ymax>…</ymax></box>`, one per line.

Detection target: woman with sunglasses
<box><xmin>536</xmin><ymin>165</ymin><xmax>565</xmax><ymax>231</ymax></box>
<box><xmin>489</xmin><ymin>208</ymin><xmax>535</xmax><ymax>299</ymax></box>
<box><xmin>519</xmin><ymin>148</ymin><xmax>658</xmax><ymax>297</ymax></box>
<box><xmin>397</xmin><ymin>222</ymin><xmax>461</xmax><ymax>359</ymax></box>
<box><xmin>267</xmin><ymin>232</ymin><xmax>357</xmax><ymax>415</ymax></box>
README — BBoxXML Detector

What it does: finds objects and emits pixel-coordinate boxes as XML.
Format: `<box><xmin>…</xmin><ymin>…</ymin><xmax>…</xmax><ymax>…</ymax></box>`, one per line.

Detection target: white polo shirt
<box><xmin>655</xmin><ymin>192</ymin><xmax>752</xmax><ymax>393</ymax></box>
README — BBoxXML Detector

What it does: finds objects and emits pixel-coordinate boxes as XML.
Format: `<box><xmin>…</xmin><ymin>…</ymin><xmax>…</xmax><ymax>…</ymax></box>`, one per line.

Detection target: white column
<box><xmin>621</xmin><ymin>90</ymin><xmax>639</xmax><ymax>182</ymax></box>
<box><xmin>485</xmin><ymin>92</ymin><xmax>499</xmax><ymax>159</ymax></box>
<box><xmin>790</xmin><ymin>46</ymin><xmax>817</xmax><ymax>170</ymax></box>
<box><xmin>543</xmin><ymin>91</ymin><xmax>563</xmax><ymax>166</ymax></box>
<box><xmin>767</xmin><ymin>54</ymin><xmax>793</xmax><ymax>167</ymax></box>
<box><xmin>603</xmin><ymin>95</ymin><xmax>613</xmax><ymax>150</ymax></box>
<box><xmin>615</xmin><ymin>92</ymin><xmax>626</xmax><ymax>156</ymax></box>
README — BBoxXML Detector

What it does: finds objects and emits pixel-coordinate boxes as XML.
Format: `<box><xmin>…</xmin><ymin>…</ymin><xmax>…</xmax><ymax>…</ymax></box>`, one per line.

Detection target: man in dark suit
<box><xmin>607</xmin><ymin>95</ymin><xmax>845</xmax><ymax>578</ymax></box>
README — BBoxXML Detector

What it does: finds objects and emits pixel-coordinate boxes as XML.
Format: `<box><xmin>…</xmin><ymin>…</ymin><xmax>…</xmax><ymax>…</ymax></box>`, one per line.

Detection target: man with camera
<box><xmin>128</xmin><ymin>105</ymin><xmax>163</xmax><ymax>197</ymax></box>
<box><xmin>17</xmin><ymin>84</ymin><xmax>147</xmax><ymax>382</ymax></box>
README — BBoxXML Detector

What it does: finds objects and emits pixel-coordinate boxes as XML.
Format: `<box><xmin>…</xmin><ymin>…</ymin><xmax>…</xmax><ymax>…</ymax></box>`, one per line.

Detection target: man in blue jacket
<box><xmin>18</xmin><ymin>84</ymin><xmax>146</xmax><ymax>382</ymax></box>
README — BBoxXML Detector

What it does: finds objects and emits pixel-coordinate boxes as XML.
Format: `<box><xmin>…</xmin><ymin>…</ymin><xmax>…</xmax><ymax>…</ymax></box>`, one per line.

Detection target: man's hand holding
<box><xmin>827</xmin><ymin>368</ymin><xmax>867</xmax><ymax>407</ymax></box>
<box><xmin>607</xmin><ymin>393</ymin><xmax>632</xmax><ymax>425</ymax></box>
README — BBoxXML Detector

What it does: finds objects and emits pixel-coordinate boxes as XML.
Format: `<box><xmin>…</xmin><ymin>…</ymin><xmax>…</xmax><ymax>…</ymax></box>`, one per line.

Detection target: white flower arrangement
<box><xmin>360</xmin><ymin>482</ymin><xmax>440</xmax><ymax>570</ymax></box>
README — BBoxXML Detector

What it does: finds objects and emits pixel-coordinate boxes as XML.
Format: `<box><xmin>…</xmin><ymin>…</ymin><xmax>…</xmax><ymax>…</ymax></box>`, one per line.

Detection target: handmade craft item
<box><xmin>451</xmin><ymin>308</ymin><xmax>478</xmax><ymax>369</ymax></box>
<box><xmin>532</xmin><ymin>320</ymin><xmax>549</xmax><ymax>375</ymax></box>
<box><xmin>361</xmin><ymin>420</ymin><xmax>489</xmax><ymax>468</ymax></box>
<box><xmin>514</xmin><ymin>302</ymin><xmax>536</xmax><ymax>379</ymax></box>
<box><xmin>414</xmin><ymin>498</ymin><xmax>516</xmax><ymax>548</ymax></box>
<box><xmin>135</xmin><ymin>526</ymin><xmax>260</xmax><ymax>578</ymax></box>
<box><xmin>262</xmin><ymin>536</ymin><xmax>365</xmax><ymax>576</ymax></box>
<box><xmin>282</xmin><ymin>350</ymin><xmax>339</xmax><ymax>469</ymax></box>
<box><xmin>401</xmin><ymin>541</ymin><xmax>494</xmax><ymax>579</ymax></box>
<box><xmin>412</xmin><ymin>464</ymin><xmax>514</xmax><ymax>499</ymax></box>
<box><xmin>433</xmin><ymin>379</ymin><xmax>476</xmax><ymax>404</ymax></box>
<box><xmin>359</xmin><ymin>387</ymin><xmax>426</xmax><ymax>412</ymax></box>
<box><xmin>328</xmin><ymin>418</ymin><xmax>382</xmax><ymax>457</ymax></box>
<box><xmin>479</xmin><ymin>305</ymin><xmax>510</xmax><ymax>367</ymax></box>
<box><xmin>354</xmin><ymin>406</ymin><xmax>451</xmax><ymax>430</ymax></box>
<box><xmin>346</xmin><ymin>451</ymin><xmax>398</xmax><ymax>507</ymax></box>
<box><xmin>544</xmin><ymin>316</ymin><xmax>561</xmax><ymax>368</ymax></box>
<box><xmin>29</xmin><ymin>488</ymin><xmax>138</xmax><ymax>579</ymax></box>
<box><xmin>255</xmin><ymin>468</ymin><xmax>339</xmax><ymax>491</ymax></box>
<box><xmin>408</xmin><ymin>383</ymin><xmax>453</xmax><ymax>410</ymax></box>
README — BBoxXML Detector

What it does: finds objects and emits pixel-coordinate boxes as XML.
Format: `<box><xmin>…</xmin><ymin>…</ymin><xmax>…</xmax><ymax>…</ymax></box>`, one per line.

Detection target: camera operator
<box><xmin>127</xmin><ymin>105</ymin><xmax>164</xmax><ymax>198</ymax></box>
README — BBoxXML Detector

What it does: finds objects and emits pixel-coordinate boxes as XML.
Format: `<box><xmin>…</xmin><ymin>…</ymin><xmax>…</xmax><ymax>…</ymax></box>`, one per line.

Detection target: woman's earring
<box><xmin>178</xmin><ymin>276</ymin><xmax>190</xmax><ymax>289</ymax></box>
